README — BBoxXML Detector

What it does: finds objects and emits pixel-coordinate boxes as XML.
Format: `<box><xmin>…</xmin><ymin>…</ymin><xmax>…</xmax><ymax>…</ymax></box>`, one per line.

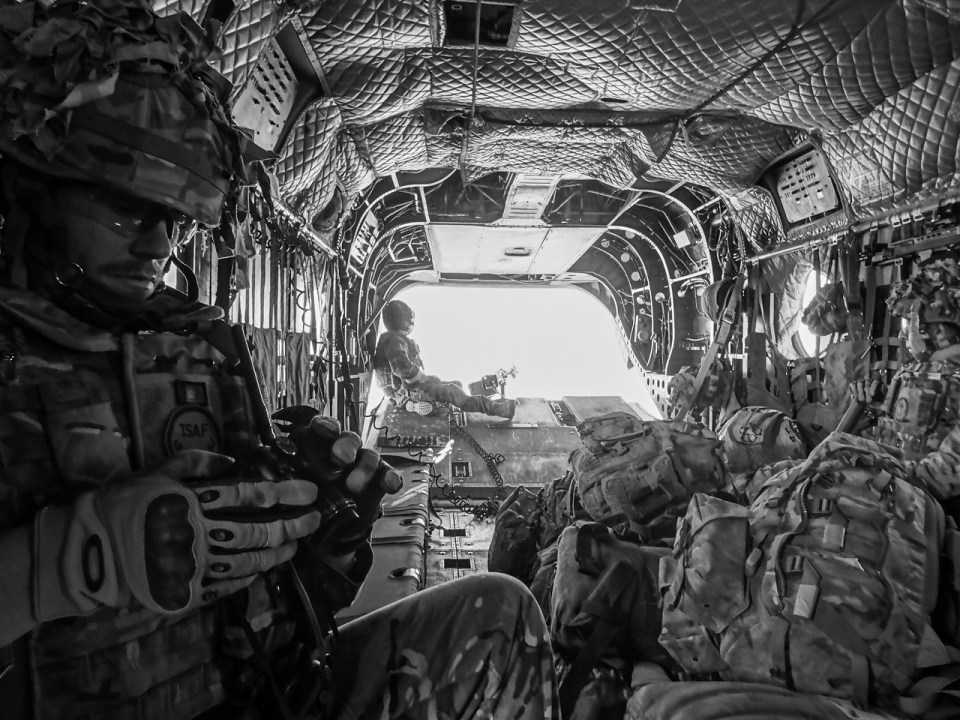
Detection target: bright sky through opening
<box><xmin>396</xmin><ymin>285</ymin><xmax>660</xmax><ymax>416</ymax></box>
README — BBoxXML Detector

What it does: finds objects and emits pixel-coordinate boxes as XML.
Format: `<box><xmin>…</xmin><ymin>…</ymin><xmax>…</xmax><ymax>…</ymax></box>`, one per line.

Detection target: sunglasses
<box><xmin>57</xmin><ymin>184</ymin><xmax>196</xmax><ymax>239</ymax></box>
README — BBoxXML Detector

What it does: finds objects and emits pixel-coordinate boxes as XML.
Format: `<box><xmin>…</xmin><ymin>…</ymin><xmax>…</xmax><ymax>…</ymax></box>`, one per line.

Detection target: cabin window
<box><xmin>452</xmin><ymin>460</ymin><xmax>472</xmax><ymax>478</ymax></box>
<box><xmin>796</xmin><ymin>271</ymin><xmax>830</xmax><ymax>355</ymax></box>
<box><xmin>442</xmin><ymin>1</ymin><xmax>515</xmax><ymax>47</ymax></box>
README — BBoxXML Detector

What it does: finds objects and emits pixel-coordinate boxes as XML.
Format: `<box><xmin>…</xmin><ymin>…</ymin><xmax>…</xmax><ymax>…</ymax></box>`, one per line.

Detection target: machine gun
<box><xmin>468</xmin><ymin>365</ymin><xmax>518</xmax><ymax>397</ymax></box>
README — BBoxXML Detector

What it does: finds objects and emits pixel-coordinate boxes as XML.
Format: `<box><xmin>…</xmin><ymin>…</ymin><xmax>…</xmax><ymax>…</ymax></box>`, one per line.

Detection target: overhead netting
<box><xmin>155</xmin><ymin>0</ymin><xmax>960</xmax><ymax>226</ymax></box>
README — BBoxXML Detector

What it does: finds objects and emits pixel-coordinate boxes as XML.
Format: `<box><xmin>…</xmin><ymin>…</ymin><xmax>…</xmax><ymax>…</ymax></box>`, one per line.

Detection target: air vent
<box><xmin>232</xmin><ymin>39</ymin><xmax>298</xmax><ymax>152</ymax></box>
<box><xmin>231</xmin><ymin>18</ymin><xmax>325</xmax><ymax>153</ymax></box>
<box><xmin>444</xmin><ymin>558</ymin><xmax>472</xmax><ymax>569</ymax></box>
<box><xmin>501</xmin><ymin>175</ymin><xmax>559</xmax><ymax>221</ymax></box>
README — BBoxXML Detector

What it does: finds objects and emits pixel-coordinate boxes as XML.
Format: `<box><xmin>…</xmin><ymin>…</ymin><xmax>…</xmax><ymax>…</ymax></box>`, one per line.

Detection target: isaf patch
<box><xmin>164</xmin><ymin>406</ymin><xmax>220</xmax><ymax>455</ymax></box>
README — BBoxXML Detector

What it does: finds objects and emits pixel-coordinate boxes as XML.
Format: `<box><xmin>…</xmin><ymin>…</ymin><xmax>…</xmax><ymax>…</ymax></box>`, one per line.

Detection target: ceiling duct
<box><xmin>500</xmin><ymin>174</ymin><xmax>559</xmax><ymax>223</ymax></box>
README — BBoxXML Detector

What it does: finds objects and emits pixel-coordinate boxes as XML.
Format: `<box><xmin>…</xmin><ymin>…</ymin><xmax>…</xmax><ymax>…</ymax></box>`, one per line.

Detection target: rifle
<box><xmin>200</xmin><ymin>320</ymin><xmax>362</xmax><ymax>540</ymax></box>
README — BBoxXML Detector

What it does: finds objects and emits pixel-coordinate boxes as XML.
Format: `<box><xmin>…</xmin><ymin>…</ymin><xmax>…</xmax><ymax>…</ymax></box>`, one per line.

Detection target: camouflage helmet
<box><xmin>888</xmin><ymin>258</ymin><xmax>960</xmax><ymax>328</ymax></box>
<box><xmin>0</xmin><ymin>0</ymin><xmax>256</xmax><ymax>225</ymax></box>
<box><xmin>383</xmin><ymin>299</ymin><xmax>415</xmax><ymax>331</ymax></box>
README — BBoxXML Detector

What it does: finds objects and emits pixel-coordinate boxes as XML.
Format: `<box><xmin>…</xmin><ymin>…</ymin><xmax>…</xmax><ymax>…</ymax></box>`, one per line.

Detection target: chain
<box><xmin>427</xmin><ymin>408</ymin><xmax>507</xmax><ymax>520</ymax></box>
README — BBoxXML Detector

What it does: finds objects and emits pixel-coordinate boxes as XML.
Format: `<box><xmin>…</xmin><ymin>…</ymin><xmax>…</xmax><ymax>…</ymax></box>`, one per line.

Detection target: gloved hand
<box><xmin>33</xmin><ymin>450</ymin><xmax>321</xmax><ymax>620</ymax></box>
<box><xmin>280</xmin><ymin>414</ymin><xmax>402</xmax><ymax>555</ymax></box>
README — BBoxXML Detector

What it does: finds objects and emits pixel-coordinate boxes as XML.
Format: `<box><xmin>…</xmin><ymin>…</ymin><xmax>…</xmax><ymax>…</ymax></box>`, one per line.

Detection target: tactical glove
<box><xmin>34</xmin><ymin>449</ymin><xmax>321</xmax><ymax>620</ymax></box>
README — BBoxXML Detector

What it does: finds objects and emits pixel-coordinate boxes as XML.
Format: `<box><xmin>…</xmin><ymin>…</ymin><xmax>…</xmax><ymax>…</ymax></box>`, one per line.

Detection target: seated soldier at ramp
<box><xmin>373</xmin><ymin>299</ymin><xmax>516</xmax><ymax>419</ymax></box>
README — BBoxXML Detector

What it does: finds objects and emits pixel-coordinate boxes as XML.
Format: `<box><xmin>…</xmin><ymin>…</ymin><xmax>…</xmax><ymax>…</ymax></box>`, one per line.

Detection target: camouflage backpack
<box><xmin>487</xmin><ymin>485</ymin><xmax>543</xmax><ymax>584</ymax></box>
<box><xmin>572</xmin><ymin>413</ymin><xmax>727</xmax><ymax>542</ymax></box>
<box><xmin>718</xmin><ymin>406</ymin><xmax>807</xmax><ymax>476</ymax></box>
<box><xmin>659</xmin><ymin>432</ymin><xmax>946</xmax><ymax>709</ymax></box>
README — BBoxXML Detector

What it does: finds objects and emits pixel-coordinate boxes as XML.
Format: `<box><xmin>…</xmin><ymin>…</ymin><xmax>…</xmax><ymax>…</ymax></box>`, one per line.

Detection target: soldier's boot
<box><xmin>462</xmin><ymin>396</ymin><xmax>516</xmax><ymax>419</ymax></box>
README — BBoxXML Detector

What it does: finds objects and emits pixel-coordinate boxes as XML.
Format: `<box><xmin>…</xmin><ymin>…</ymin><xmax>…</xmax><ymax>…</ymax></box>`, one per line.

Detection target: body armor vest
<box><xmin>372</xmin><ymin>331</ymin><xmax>423</xmax><ymax>398</ymax></box>
<box><xmin>874</xmin><ymin>360</ymin><xmax>960</xmax><ymax>459</ymax></box>
<box><xmin>0</xmin><ymin>295</ymin><xmax>266</xmax><ymax>720</ymax></box>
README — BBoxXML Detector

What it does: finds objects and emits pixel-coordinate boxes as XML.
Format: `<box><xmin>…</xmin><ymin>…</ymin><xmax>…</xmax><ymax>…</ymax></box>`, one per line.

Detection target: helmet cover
<box><xmin>888</xmin><ymin>259</ymin><xmax>960</xmax><ymax>327</ymax></box>
<box><xmin>0</xmin><ymin>0</ymin><xmax>256</xmax><ymax>225</ymax></box>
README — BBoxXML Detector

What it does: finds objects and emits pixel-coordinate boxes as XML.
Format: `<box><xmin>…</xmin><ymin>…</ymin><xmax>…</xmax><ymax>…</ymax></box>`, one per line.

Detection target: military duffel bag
<box><xmin>718</xmin><ymin>405</ymin><xmax>807</xmax><ymax>475</ymax></box>
<box><xmin>550</xmin><ymin>522</ymin><xmax>675</xmax><ymax>719</ymax></box>
<box><xmin>487</xmin><ymin>485</ymin><xmax>542</xmax><ymax>583</ymax></box>
<box><xmin>572</xmin><ymin>412</ymin><xmax>727</xmax><ymax>541</ymax></box>
<box><xmin>660</xmin><ymin>432</ymin><xmax>946</xmax><ymax>709</ymax></box>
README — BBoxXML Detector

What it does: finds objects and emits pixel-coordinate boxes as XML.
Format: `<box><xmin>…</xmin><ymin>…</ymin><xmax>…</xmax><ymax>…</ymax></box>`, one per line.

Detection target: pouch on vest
<box><xmin>875</xmin><ymin>361</ymin><xmax>960</xmax><ymax>458</ymax></box>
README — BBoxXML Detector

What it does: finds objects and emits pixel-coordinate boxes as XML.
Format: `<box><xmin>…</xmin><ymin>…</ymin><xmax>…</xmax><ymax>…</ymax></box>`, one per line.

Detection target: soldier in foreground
<box><xmin>0</xmin><ymin>2</ymin><xmax>557</xmax><ymax>719</ymax></box>
<box><xmin>373</xmin><ymin>298</ymin><xmax>517</xmax><ymax>419</ymax></box>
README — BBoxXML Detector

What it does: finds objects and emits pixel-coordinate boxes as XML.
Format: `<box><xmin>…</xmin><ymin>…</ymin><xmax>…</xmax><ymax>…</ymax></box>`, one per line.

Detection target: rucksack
<box><xmin>718</xmin><ymin>405</ymin><xmax>807</xmax><ymax>475</ymax></box>
<box><xmin>572</xmin><ymin>413</ymin><xmax>727</xmax><ymax>541</ymax></box>
<box><xmin>550</xmin><ymin>522</ymin><xmax>674</xmax><ymax>719</ymax></box>
<box><xmin>660</xmin><ymin>432</ymin><xmax>946</xmax><ymax>709</ymax></box>
<box><xmin>487</xmin><ymin>485</ymin><xmax>543</xmax><ymax>584</ymax></box>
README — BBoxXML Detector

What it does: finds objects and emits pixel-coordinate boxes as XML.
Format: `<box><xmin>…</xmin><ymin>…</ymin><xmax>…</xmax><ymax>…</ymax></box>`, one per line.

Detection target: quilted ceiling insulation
<box><xmin>160</xmin><ymin>0</ymin><xmax>960</xmax><ymax>232</ymax></box>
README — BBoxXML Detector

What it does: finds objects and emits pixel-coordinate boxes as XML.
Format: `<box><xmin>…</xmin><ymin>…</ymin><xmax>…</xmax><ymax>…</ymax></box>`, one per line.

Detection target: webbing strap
<box><xmin>762</xmin><ymin>412</ymin><xmax>788</xmax><ymax>454</ymax></box>
<box><xmin>812</xmin><ymin>249</ymin><xmax>822</xmax><ymax>397</ymax></box>
<box><xmin>70</xmin><ymin>109</ymin><xmax>228</xmax><ymax>194</ymax></box>
<box><xmin>673</xmin><ymin>274</ymin><xmax>744</xmax><ymax>420</ymax></box>
<box><xmin>746</xmin><ymin>263</ymin><xmax>768</xmax><ymax>399</ymax></box>
<box><xmin>840</xmin><ymin>233</ymin><xmax>866</xmax><ymax>343</ymax></box>
<box><xmin>864</xmin><ymin>260</ymin><xmax>878</xmax><ymax>340</ymax></box>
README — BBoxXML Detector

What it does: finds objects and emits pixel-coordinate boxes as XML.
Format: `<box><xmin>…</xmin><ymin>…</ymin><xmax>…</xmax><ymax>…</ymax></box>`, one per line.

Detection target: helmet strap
<box><xmin>168</xmin><ymin>252</ymin><xmax>200</xmax><ymax>303</ymax></box>
<box><xmin>0</xmin><ymin>163</ymin><xmax>42</xmax><ymax>289</ymax></box>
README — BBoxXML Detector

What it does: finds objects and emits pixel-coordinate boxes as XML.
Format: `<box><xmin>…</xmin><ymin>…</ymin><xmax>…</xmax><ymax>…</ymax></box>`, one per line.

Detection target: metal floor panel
<box><xmin>425</xmin><ymin>509</ymin><xmax>497</xmax><ymax>587</ymax></box>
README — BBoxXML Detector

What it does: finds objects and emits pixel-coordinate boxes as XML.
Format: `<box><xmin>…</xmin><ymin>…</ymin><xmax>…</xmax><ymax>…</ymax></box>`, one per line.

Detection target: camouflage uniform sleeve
<box><xmin>906</xmin><ymin>422</ymin><xmax>960</xmax><ymax>501</ymax></box>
